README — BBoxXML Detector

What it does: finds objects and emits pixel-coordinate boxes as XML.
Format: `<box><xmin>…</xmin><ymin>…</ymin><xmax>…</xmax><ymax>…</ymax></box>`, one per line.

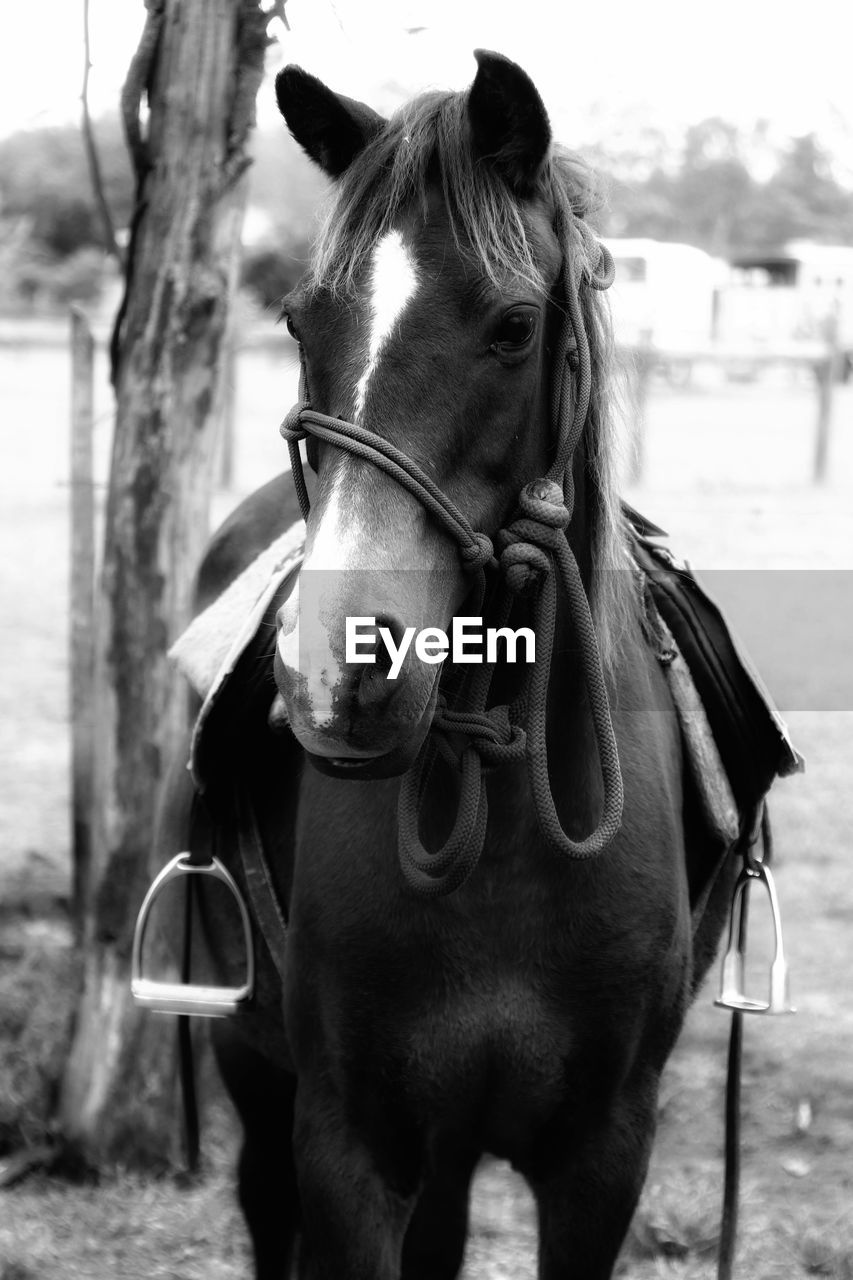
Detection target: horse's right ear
<box><xmin>275</xmin><ymin>67</ymin><xmax>385</xmax><ymax>178</ymax></box>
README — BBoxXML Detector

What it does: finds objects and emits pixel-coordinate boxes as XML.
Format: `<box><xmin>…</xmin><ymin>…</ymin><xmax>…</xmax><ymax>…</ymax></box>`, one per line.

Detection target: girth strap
<box><xmin>183</xmin><ymin>786</ymin><xmax>289</xmax><ymax>984</ymax></box>
<box><xmin>234</xmin><ymin>785</ymin><xmax>288</xmax><ymax>984</ymax></box>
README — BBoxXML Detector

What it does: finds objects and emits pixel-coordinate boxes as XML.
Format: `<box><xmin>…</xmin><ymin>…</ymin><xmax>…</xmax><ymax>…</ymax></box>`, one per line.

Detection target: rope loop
<box><xmin>397</xmin><ymin>743</ymin><xmax>487</xmax><ymax>897</ymax></box>
<box><xmin>571</xmin><ymin>217</ymin><xmax>615</xmax><ymax>292</ymax></box>
<box><xmin>588</xmin><ymin>241</ymin><xmax>615</xmax><ymax>291</ymax></box>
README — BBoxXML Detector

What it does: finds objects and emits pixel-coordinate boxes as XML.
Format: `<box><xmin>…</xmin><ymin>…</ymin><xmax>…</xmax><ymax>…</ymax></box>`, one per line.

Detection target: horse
<box><xmin>165</xmin><ymin>50</ymin><xmax>737</xmax><ymax>1280</ymax></box>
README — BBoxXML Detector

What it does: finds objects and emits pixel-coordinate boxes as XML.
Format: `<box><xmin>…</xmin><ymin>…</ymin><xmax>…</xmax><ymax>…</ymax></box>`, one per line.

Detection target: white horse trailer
<box><xmin>606</xmin><ymin>238</ymin><xmax>725</xmax><ymax>349</ymax></box>
<box><xmin>721</xmin><ymin>242</ymin><xmax>853</xmax><ymax>379</ymax></box>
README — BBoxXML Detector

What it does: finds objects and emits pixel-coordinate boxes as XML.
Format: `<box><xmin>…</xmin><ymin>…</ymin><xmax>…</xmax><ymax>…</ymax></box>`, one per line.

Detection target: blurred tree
<box><xmin>239</xmin><ymin>122</ymin><xmax>327</xmax><ymax>310</ymax></box>
<box><xmin>34</xmin><ymin>196</ymin><xmax>101</xmax><ymax>258</ymax></box>
<box><xmin>247</xmin><ymin>122</ymin><xmax>329</xmax><ymax>237</ymax></box>
<box><xmin>603</xmin><ymin>169</ymin><xmax>681</xmax><ymax>241</ymax></box>
<box><xmin>241</xmin><ymin>243</ymin><xmax>308</xmax><ymax>310</ymax></box>
<box><xmin>755</xmin><ymin>133</ymin><xmax>853</xmax><ymax>246</ymax></box>
<box><xmin>596</xmin><ymin>116</ymin><xmax>853</xmax><ymax>254</ymax></box>
<box><xmin>57</xmin><ymin>0</ymin><xmax>273</xmax><ymax>1170</ymax></box>
<box><xmin>0</xmin><ymin>118</ymin><xmax>134</xmax><ymax>254</ymax></box>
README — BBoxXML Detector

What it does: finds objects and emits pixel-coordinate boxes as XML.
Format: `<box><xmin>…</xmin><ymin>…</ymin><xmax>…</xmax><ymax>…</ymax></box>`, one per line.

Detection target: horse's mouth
<box><xmin>271</xmin><ymin>657</ymin><xmax>441</xmax><ymax>781</ymax></box>
<box><xmin>306</xmin><ymin>741</ymin><xmax>420</xmax><ymax>781</ymax></box>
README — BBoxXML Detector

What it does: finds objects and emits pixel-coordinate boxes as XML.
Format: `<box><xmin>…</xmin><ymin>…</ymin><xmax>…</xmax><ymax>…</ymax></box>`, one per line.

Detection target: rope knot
<box><xmin>475</xmin><ymin>705</ymin><xmax>527</xmax><ymax>767</ymax></box>
<box><xmin>280</xmin><ymin>402</ymin><xmax>309</xmax><ymax>442</ymax></box>
<box><xmin>518</xmin><ymin>479</ymin><xmax>570</xmax><ymax>528</ymax></box>
<box><xmin>432</xmin><ymin>702</ymin><xmax>526</xmax><ymax>769</ymax></box>
<box><xmin>495</xmin><ymin>481</ymin><xmax>570</xmax><ymax>594</ymax></box>
<box><xmin>499</xmin><ymin>542</ymin><xmax>549</xmax><ymax>595</ymax></box>
<box><xmin>461</xmin><ymin>531</ymin><xmax>495</xmax><ymax>572</ymax></box>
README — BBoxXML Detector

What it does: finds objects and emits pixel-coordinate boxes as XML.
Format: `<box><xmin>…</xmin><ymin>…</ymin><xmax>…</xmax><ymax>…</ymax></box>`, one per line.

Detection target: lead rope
<box><xmin>281</xmin><ymin>217</ymin><xmax>622</xmax><ymax>893</ymax></box>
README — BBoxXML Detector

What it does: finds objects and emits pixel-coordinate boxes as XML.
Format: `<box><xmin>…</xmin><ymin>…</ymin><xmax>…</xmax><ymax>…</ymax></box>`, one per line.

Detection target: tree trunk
<box><xmin>58</xmin><ymin>0</ymin><xmax>268</xmax><ymax>1167</ymax></box>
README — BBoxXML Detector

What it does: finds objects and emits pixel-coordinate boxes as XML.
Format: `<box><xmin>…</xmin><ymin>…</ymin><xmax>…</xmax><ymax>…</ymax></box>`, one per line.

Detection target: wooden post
<box><xmin>69</xmin><ymin>308</ymin><xmax>96</xmax><ymax>942</ymax></box>
<box><xmin>814</xmin><ymin>312</ymin><xmax>839</xmax><ymax>484</ymax></box>
<box><xmin>58</xmin><ymin>0</ymin><xmax>269</xmax><ymax>1169</ymax></box>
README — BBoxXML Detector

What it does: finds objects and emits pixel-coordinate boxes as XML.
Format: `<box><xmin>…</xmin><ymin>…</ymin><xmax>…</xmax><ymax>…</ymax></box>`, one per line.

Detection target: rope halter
<box><xmin>279</xmin><ymin>221</ymin><xmax>622</xmax><ymax>896</ymax></box>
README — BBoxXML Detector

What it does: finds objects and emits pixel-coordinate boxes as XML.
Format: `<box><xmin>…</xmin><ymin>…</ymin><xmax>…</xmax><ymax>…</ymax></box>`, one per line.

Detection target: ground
<box><xmin>1</xmin><ymin>329</ymin><xmax>852</xmax><ymax>1278</ymax></box>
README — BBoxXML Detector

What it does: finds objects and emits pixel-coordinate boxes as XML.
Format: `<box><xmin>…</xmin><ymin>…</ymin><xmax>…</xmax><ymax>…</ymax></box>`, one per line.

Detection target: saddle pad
<box><xmin>169</xmin><ymin>519</ymin><xmax>304</xmax><ymax>786</ymax></box>
<box><xmin>625</xmin><ymin>506</ymin><xmax>804</xmax><ymax>823</ymax></box>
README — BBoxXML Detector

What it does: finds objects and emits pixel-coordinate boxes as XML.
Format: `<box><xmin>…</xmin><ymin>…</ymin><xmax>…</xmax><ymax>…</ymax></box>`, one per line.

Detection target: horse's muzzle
<box><xmin>272</xmin><ymin>623</ymin><xmax>440</xmax><ymax>778</ymax></box>
<box><xmin>304</xmin><ymin>679</ymin><xmax>440</xmax><ymax>779</ymax></box>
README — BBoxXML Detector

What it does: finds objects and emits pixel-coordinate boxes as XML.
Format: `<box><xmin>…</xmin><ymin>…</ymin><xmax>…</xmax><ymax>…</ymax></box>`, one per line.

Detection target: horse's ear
<box><xmin>467</xmin><ymin>50</ymin><xmax>551</xmax><ymax>195</ymax></box>
<box><xmin>275</xmin><ymin>66</ymin><xmax>385</xmax><ymax>178</ymax></box>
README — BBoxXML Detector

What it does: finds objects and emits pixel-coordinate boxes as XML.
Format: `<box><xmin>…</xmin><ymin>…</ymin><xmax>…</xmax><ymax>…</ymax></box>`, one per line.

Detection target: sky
<box><xmin>1</xmin><ymin>0</ymin><xmax>852</xmax><ymax>171</ymax></box>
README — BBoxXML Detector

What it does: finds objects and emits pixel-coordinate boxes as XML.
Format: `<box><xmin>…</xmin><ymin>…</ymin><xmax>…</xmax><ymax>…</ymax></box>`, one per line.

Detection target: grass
<box><xmin>0</xmin><ymin>909</ymin><xmax>77</xmax><ymax>1154</ymax></box>
<box><xmin>1</xmin><ymin>342</ymin><xmax>852</xmax><ymax>1276</ymax></box>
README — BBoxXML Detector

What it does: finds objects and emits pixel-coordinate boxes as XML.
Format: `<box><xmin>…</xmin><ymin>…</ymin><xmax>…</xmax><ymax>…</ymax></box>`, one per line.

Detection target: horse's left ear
<box><xmin>467</xmin><ymin>50</ymin><xmax>551</xmax><ymax>195</ymax></box>
<box><xmin>275</xmin><ymin>66</ymin><xmax>385</xmax><ymax>178</ymax></box>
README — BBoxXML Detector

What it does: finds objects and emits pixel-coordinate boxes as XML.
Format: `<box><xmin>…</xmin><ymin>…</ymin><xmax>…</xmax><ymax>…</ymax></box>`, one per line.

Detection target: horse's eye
<box><xmin>284</xmin><ymin>313</ymin><xmax>301</xmax><ymax>342</ymax></box>
<box><xmin>492</xmin><ymin>308</ymin><xmax>537</xmax><ymax>352</ymax></box>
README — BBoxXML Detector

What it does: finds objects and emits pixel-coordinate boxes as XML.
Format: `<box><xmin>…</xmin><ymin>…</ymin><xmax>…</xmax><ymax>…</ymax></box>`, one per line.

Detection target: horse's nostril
<box><xmin>352</xmin><ymin>614</ymin><xmax>410</xmax><ymax>709</ymax></box>
<box><xmin>357</xmin><ymin>663</ymin><xmax>391</xmax><ymax>709</ymax></box>
<box><xmin>370</xmin><ymin>614</ymin><xmax>408</xmax><ymax>676</ymax></box>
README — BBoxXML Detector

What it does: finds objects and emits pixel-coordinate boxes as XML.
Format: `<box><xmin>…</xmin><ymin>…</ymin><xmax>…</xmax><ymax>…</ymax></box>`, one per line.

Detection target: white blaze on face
<box><xmin>354</xmin><ymin>228</ymin><xmax>419</xmax><ymax>422</ymax></box>
<box><xmin>276</xmin><ymin>229</ymin><xmax>420</xmax><ymax>727</ymax></box>
<box><xmin>276</xmin><ymin>470</ymin><xmax>361</xmax><ymax>727</ymax></box>
<box><xmin>276</xmin><ymin>578</ymin><xmax>338</xmax><ymax>727</ymax></box>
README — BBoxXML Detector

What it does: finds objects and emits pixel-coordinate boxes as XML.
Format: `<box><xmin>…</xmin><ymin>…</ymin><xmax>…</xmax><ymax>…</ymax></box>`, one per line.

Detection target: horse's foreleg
<box><xmin>212</xmin><ymin>1023</ymin><xmax>299</xmax><ymax>1280</ymax></box>
<box><xmin>293</xmin><ymin>1085</ymin><xmax>420</xmax><ymax>1280</ymax></box>
<box><xmin>525</xmin><ymin>1084</ymin><xmax>658</xmax><ymax>1280</ymax></box>
<box><xmin>400</xmin><ymin>1148</ymin><xmax>479</xmax><ymax>1280</ymax></box>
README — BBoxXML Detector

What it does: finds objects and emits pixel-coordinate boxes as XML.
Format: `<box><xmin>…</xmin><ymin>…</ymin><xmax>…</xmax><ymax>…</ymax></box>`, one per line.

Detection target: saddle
<box><xmin>622</xmin><ymin>501</ymin><xmax>803</xmax><ymax>835</ymax></box>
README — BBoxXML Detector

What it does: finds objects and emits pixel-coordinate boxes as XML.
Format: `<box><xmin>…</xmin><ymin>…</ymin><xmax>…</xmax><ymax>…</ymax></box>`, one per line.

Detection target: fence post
<box><xmin>814</xmin><ymin>312</ymin><xmax>839</xmax><ymax>484</ymax></box>
<box><xmin>628</xmin><ymin>329</ymin><xmax>653</xmax><ymax>485</ymax></box>
<box><xmin>217</xmin><ymin>329</ymin><xmax>237</xmax><ymax>490</ymax></box>
<box><xmin>69</xmin><ymin>307</ymin><xmax>96</xmax><ymax>941</ymax></box>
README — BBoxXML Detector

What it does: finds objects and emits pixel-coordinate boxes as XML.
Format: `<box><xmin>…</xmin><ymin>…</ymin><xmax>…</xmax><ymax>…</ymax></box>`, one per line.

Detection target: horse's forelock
<box><xmin>307</xmin><ymin>88</ymin><xmax>548</xmax><ymax>298</ymax></box>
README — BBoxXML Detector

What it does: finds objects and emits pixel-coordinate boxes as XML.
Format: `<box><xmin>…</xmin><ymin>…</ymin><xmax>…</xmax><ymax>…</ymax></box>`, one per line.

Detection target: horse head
<box><xmin>272</xmin><ymin>52</ymin><xmax>609</xmax><ymax>778</ymax></box>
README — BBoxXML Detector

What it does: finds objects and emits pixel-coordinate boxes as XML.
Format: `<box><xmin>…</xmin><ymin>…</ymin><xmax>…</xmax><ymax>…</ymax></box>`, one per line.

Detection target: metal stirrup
<box><xmin>131</xmin><ymin>853</ymin><xmax>254</xmax><ymax>1017</ymax></box>
<box><xmin>715</xmin><ymin>859</ymin><xmax>794</xmax><ymax>1016</ymax></box>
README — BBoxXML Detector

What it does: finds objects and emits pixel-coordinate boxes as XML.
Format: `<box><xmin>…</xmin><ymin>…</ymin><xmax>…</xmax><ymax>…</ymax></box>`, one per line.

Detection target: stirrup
<box><xmin>715</xmin><ymin>860</ymin><xmax>794</xmax><ymax>1015</ymax></box>
<box><xmin>131</xmin><ymin>853</ymin><xmax>254</xmax><ymax>1017</ymax></box>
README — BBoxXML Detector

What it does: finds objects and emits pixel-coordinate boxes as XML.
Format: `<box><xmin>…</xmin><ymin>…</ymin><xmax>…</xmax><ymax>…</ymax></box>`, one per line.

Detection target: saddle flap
<box><xmin>169</xmin><ymin>520</ymin><xmax>305</xmax><ymax>789</ymax></box>
<box><xmin>625</xmin><ymin>504</ymin><xmax>803</xmax><ymax>818</ymax></box>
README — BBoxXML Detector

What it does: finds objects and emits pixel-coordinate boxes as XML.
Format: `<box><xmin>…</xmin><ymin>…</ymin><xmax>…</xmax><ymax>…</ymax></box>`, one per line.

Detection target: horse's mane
<box><xmin>307</xmin><ymin>89</ymin><xmax>630</xmax><ymax>663</ymax></box>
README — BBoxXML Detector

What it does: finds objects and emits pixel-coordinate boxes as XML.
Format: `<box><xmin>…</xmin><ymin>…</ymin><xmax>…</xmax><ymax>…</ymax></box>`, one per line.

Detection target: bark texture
<box><xmin>59</xmin><ymin>0</ymin><xmax>268</xmax><ymax>1167</ymax></box>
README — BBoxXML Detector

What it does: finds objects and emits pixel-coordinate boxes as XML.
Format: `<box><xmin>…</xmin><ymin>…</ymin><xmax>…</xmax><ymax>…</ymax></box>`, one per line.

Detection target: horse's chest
<box><xmin>398</xmin><ymin>975</ymin><xmax>572</xmax><ymax>1148</ymax></box>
